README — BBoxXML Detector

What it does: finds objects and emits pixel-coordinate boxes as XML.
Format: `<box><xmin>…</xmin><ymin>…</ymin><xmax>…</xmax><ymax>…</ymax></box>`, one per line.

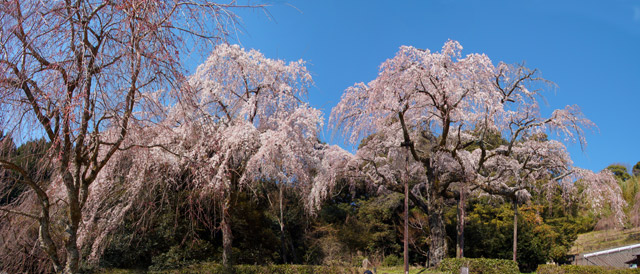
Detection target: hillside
<box><xmin>570</xmin><ymin>227</ymin><xmax>640</xmax><ymax>255</ymax></box>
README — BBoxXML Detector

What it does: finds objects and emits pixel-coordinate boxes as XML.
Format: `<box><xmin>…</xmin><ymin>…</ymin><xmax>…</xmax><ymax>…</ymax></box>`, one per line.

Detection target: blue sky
<box><xmin>228</xmin><ymin>0</ymin><xmax>640</xmax><ymax>172</ymax></box>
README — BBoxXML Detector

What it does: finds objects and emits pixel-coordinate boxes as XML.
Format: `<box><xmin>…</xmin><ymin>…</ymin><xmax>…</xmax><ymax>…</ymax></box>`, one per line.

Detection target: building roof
<box><xmin>583</xmin><ymin>243</ymin><xmax>640</xmax><ymax>258</ymax></box>
<box><xmin>625</xmin><ymin>256</ymin><xmax>640</xmax><ymax>265</ymax></box>
<box><xmin>580</xmin><ymin>243</ymin><xmax>640</xmax><ymax>267</ymax></box>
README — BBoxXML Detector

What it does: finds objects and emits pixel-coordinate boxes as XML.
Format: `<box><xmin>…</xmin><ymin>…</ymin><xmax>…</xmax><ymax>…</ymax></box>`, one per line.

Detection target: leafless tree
<box><xmin>0</xmin><ymin>1</ymin><xmax>263</xmax><ymax>273</ymax></box>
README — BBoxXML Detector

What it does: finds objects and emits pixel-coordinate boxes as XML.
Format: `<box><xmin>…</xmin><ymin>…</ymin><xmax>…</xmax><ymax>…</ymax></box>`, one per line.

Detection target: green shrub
<box><xmin>382</xmin><ymin>254</ymin><xmax>403</xmax><ymax>267</ymax></box>
<box><xmin>436</xmin><ymin>258</ymin><xmax>519</xmax><ymax>274</ymax></box>
<box><xmin>350</xmin><ymin>255</ymin><xmax>366</xmax><ymax>267</ymax></box>
<box><xmin>536</xmin><ymin>264</ymin><xmax>640</xmax><ymax>274</ymax></box>
<box><xmin>149</xmin><ymin>239</ymin><xmax>215</xmax><ymax>271</ymax></box>
<box><xmin>149</xmin><ymin>263</ymin><xmax>357</xmax><ymax>274</ymax></box>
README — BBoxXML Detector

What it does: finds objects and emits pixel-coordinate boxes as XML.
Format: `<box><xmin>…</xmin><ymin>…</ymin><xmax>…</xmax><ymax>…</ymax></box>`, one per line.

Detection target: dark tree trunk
<box><xmin>456</xmin><ymin>185</ymin><xmax>465</xmax><ymax>259</ymax></box>
<box><xmin>221</xmin><ymin>190</ymin><xmax>233</xmax><ymax>267</ymax></box>
<box><xmin>428</xmin><ymin>194</ymin><xmax>447</xmax><ymax>268</ymax></box>
<box><xmin>288</xmin><ymin>235</ymin><xmax>299</xmax><ymax>263</ymax></box>
<box><xmin>280</xmin><ymin>223</ymin><xmax>287</xmax><ymax>263</ymax></box>
<box><xmin>406</xmin><ymin>179</ymin><xmax>448</xmax><ymax>268</ymax></box>
<box><xmin>63</xmin><ymin>173</ymin><xmax>81</xmax><ymax>274</ymax></box>
<box><xmin>513</xmin><ymin>200</ymin><xmax>518</xmax><ymax>262</ymax></box>
<box><xmin>279</xmin><ymin>186</ymin><xmax>288</xmax><ymax>264</ymax></box>
<box><xmin>404</xmin><ymin>179</ymin><xmax>409</xmax><ymax>274</ymax></box>
<box><xmin>63</xmin><ymin>215</ymin><xmax>80</xmax><ymax>274</ymax></box>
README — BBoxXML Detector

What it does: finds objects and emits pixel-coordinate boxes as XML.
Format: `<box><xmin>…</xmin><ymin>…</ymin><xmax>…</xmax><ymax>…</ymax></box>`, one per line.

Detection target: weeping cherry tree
<box><xmin>329</xmin><ymin>40</ymin><xmax>625</xmax><ymax>267</ymax></box>
<box><xmin>170</xmin><ymin>44</ymin><xmax>327</xmax><ymax>266</ymax></box>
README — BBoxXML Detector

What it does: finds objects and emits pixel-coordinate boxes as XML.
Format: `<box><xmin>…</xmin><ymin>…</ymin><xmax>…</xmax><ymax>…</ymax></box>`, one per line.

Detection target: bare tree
<box><xmin>0</xmin><ymin>1</ymin><xmax>263</xmax><ymax>273</ymax></box>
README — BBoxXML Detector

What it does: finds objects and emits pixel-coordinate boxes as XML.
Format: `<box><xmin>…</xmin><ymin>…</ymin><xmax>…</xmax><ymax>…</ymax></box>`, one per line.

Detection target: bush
<box><xmin>536</xmin><ymin>264</ymin><xmax>640</xmax><ymax>274</ymax></box>
<box><xmin>350</xmin><ymin>255</ymin><xmax>367</xmax><ymax>267</ymax></box>
<box><xmin>149</xmin><ymin>263</ymin><xmax>358</xmax><ymax>274</ymax></box>
<box><xmin>437</xmin><ymin>258</ymin><xmax>519</xmax><ymax>274</ymax></box>
<box><xmin>381</xmin><ymin>254</ymin><xmax>402</xmax><ymax>267</ymax></box>
<box><xmin>149</xmin><ymin>239</ymin><xmax>215</xmax><ymax>271</ymax></box>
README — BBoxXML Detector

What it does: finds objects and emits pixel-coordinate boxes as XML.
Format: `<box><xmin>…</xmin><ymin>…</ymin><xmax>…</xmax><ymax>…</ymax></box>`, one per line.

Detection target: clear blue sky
<box><xmin>229</xmin><ymin>0</ymin><xmax>640</xmax><ymax>172</ymax></box>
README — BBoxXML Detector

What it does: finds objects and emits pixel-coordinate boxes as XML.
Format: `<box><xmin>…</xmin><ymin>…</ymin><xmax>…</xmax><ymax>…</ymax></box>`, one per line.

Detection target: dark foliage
<box><xmin>0</xmin><ymin>136</ymin><xmax>52</xmax><ymax>205</ymax></box>
<box><xmin>607</xmin><ymin>164</ymin><xmax>631</xmax><ymax>181</ymax></box>
<box><xmin>445</xmin><ymin>195</ymin><xmax>593</xmax><ymax>273</ymax></box>
<box><xmin>437</xmin><ymin>258</ymin><xmax>519</xmax><ymax>274</ymax></box>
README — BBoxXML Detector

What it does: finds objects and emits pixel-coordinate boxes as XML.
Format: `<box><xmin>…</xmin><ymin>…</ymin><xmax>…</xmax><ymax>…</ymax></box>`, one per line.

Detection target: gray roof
<box><xmin>625</xmin><ymin>256</ymin><xmax>640</xmax><ymax>264</ymax></box>
<box><xmin>579</xmin><ymin>244</ymin><xmax>640</xmax><ymax>267</ymax></box>
<box><xmin>584</xmin><ymin>252</ymin><xmax>637</xmax><ymax>267</ymax></box>
<box><xmin>583</xmin><ymin>243</ymin><xmax>640</xmax><ymax>258</ymax></box>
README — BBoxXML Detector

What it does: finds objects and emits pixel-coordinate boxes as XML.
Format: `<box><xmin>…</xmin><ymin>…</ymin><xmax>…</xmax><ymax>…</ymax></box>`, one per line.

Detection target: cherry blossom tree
<box><xmin>182</xmin><ymin>44</ymin><xmax>325</xmax><ymax>266</ymax></box>
<box><xmin>330</xmin><ymin>40</ymin><xmax>625</xmax><ymax>267</ymax></box>
<box><xmin>0</xmin><ymin>1</ymin><xmax>263</xmax><ymax>273</ymax></box>
<box><xmin>76</xmin><ymin>44</ymin><xmax>327</xmax><ymax>267</ymax></box>
<box><xmin>65</xmin><ymin>43</ymin><xmax>354</xmax><ymax>269</ymax></box>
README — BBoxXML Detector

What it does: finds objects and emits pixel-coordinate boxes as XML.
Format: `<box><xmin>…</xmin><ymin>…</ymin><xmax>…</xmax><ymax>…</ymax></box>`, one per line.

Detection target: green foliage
<box><xmin>93</xmin><ymin>155</ymin><xmax>639</xmax><ymax>272</ymax></box>
<box><xmin>0</xmin><ymin>137</ymin><xmax>52</xmax><ymax>205</ymax></box>
<box><xmin>338</xmin><ymin>193</ymin><xmax>402</xmax><ymax>255</ymax></box>
<box><xmin>436</xmin><ymin>258</ymin><xmax>519</xmax><ymax>274</ymax></box>
<box><xmin>257</xmin><ymin>181</ymin><xmax>309</xmax><ymax>264</ymax></box>
<box><xmin>456</xmin><ymin>202</ymin><xmax>513</xmax><ymax>259</ymax></box>
<box><xmin>148</xmin><ymin>263</ymin><xmax>357</xmax><ymax>274</ymax></box>
<box><xmin>308</xmin><ymin>182</ymin><xmax>406</xmax><ymax>264</ymax></box>
<box><xmin>619</xmin><ymin>176</ymin><xmax>640</xmax><ymax>208</ymax></box>
<box><xmin>97</xmin><ymin>269</ymin><xmax>147</xmax><ymax>274</ymax></box>
<box><xmin>99</xmin><ymin>186</ymin><xmax>283</xmax><ymax>269</ymax></box>
<box><xmin>603</xmin><ymin>162</ymin><xmax>640</xmax><ymax>228</ymax></box>
<box><xmin>456</xmin><ymin>198</ymin><xmax>585</xmax><ymax>272</ymax></box>
<box><xmin>464</xmin><ymin>129</ymin><xmax>508</xmax><ymax>152</ymax></box>
<box><xmin>382</xmin><ymin>254</ymin><xmax>402</xmax><ymax>267</ymax></box>
<box><xmin>536</xmin><ymin>264</ymin><xmax>640</xmax><ymax>274</ymax></box>
<box><xmin>371</xmin><ymin>266</ymin><xmax>438</xmax><ymax>274</ymax></box>
<box><xmin>149</xmin><ymin>239</ymin><xmax>215</xmax><ymax>271</ymax></box>
<box><xmin>229</xmin><ymin>192</ymin><xmax>281</xmax><ymax>265</ymax></box>
<box><xmin>607</xmin><ymin>164</ymin><xmax>631</xmax><ymax>181</ymax></box>
<box><xmin>99</xmin><ymin>188</ymin><xmax>193</xmax><ymax>269</ymax></box>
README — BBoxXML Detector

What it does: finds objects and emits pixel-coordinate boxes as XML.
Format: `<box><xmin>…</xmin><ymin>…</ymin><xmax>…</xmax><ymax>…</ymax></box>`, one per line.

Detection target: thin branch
<box><xmin>0</xmin><ymin>207</ymin><xmax>38</xmax><ymax>219</ymax></box>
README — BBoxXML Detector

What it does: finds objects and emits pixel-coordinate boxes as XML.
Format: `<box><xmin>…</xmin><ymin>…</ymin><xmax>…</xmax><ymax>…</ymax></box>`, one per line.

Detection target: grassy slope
<box><xmin>570</xmin><ymin>227</ymin><xmax>640</xmax><ymax>255</ymax></box>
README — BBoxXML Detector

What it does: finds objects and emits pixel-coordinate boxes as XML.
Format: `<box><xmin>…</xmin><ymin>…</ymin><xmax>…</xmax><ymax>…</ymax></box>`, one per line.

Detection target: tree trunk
<box><xmin>38</xmin><ymin>201</ymin><xmax>62</xmax><ymax>273</ymax></box>
<box><xmin>280</xmin><ymin>223</ymin><xmax>287</xmax><ymax>263</ymax></box>
<box><xmin>512</xmin><ymin>200</ymin><xmax>518</xmax><ymax>262</ymax></box>
<box><xmin>63</xmin><ymin>174</ymin><xmax>81</xmax><ymax>274</ymax></box>
<box><xmin>428</xmin><ymin>195</ymin><xmax>447</xmax><ymax>268</ymax></box>
<box><xmin>64</xmin><ymin>221</ymin><xmax>80</xmax><ymax>274</ymax></box>
<box><xmin>221</xmin><ymin>190</ymin><xmax>233</xmax><ymax>267</ymax></box>
<box><xmin>456</xmin><ymin>185</ymin><xmax>465</xmax><ymax>259</ymax></box>
<box><xmin>404</xmin><ymin>179</ymin><xmax>409</xmax><ymax>274</ymax></box>
<box><xmin>288</xmin><ymin>236</ymin><xmax>299</xmax><ymax>263</ymax></box>
<box><xmin>279</xmin><ymin>186</ymin><xmax>288</xmax><ymax>264</ymax></box>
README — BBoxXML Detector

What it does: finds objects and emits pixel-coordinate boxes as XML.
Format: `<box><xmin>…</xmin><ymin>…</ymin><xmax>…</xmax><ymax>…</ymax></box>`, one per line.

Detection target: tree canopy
<box><xmin>329</xmin><ymin>40</ymin><xmax>625</xmax><ymax>266</ymax></box>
